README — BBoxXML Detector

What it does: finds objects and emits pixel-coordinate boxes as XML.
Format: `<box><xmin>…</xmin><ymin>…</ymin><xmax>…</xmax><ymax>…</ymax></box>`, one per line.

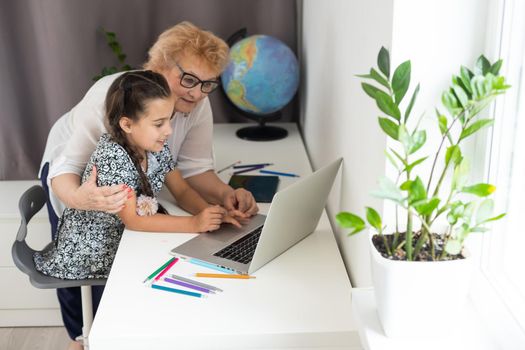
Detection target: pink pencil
<box><xmin>153</xmin><ymin>257</ymin><xmax>179</xmax><ymax>283</ymax></box>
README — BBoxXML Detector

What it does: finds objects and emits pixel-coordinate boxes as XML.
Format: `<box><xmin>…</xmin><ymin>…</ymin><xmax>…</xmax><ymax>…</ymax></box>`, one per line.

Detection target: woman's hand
<box><xmin>192</xmin><ymin>205</ymin><xmax>227</xmax><ymax>232</ymax></box>
<box><xmin>72</xmin><ymin>165</ymin><xmax>129</xmax><ymax>213</ymax></box>
<box><xmin>222</xmin><ymin>188</ymin><xmax>259</xmax><ymax>218</ymax></box>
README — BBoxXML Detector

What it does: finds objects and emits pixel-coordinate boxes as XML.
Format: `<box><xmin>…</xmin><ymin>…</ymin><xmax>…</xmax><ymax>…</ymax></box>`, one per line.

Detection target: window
<box><xmin>470</xmin><ymin>0</ymin><xmax>525</xmax><ymax>346</ymax></box>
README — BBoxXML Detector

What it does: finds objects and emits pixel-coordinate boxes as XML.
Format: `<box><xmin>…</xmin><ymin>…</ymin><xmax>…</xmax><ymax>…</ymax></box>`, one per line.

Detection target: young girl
<box><xmin>34</xmin><ymin>70</ymin><xmax>236</xmax><ymax>280</ymax></box>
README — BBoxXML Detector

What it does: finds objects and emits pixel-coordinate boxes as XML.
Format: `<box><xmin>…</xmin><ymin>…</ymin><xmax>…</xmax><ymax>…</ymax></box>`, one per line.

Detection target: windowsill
<box><xmin>351</xmin><ymin>288</ymin><xmax>499</xmax><ymax>350</ymax></box>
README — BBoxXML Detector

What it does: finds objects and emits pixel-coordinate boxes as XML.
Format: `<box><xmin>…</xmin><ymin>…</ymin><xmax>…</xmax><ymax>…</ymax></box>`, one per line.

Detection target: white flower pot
<box><xmin>369</xmin><ymin>234</ymin><xmax>473</xmax><ymax>337</ymax></box>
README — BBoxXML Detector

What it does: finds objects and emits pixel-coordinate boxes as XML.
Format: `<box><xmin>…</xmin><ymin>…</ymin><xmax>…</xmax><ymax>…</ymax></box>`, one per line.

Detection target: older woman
<box><xmin>40</xmin><ymin>21</ymin><xmax>258</xmax><ymax>349</ymax></box>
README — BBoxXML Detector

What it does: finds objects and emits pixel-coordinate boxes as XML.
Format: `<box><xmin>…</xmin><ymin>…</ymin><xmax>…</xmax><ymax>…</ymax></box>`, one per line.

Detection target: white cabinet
<box><xmin>0</xmin><ymin>181</ymin><xmax>62</xmax><ymax>326</ymax></box>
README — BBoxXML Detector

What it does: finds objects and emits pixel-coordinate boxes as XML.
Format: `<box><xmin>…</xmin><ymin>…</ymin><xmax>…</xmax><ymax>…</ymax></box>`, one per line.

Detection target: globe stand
<box><xmin>236</xmin><ymin>111</ymin><xmax>288</xmax><ymax>141</ymax></box>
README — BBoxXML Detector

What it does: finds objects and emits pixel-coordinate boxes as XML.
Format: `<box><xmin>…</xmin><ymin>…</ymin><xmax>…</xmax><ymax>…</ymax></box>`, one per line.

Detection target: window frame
<box><xmin>469</xmin><ymin>0</ymin><xmax>525</xmax><ymax>346</ymax></box>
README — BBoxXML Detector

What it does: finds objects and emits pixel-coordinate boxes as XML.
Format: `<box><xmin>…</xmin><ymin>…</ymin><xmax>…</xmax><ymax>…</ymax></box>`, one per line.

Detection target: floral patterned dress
<box><xmin>34</xmin><ymin>133</ymin><xmax>176</xmax><ymax>279</ymax></box>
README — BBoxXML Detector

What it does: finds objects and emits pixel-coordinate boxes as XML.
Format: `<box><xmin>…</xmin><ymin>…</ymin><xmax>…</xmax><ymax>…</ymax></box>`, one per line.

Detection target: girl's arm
<box><xmin>165</xmin><ymin>170</ymin><xmax>242</xmax><ymax>228</ymax></box>
<box><xmin>118</xmin><ymin>189</ymin><xmax>225</xmax><ymax>233</ymax></box>
<box><xmin>164</xmin><ymin>170</ymin><xmax>210</xmax><ymax>215</ymax></box>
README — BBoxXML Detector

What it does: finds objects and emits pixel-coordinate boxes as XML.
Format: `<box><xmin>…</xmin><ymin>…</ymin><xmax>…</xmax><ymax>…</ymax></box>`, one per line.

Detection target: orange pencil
<box><xmin>194</xmin><ymin>273</ymin><xmax>256</xmax><ymax>279</ymax></box>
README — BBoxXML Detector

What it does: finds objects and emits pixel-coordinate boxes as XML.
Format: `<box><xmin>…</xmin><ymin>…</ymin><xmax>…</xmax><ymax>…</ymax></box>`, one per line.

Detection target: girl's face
<box><xmin>163</xmin><ymin>54</ymin><xmax>220</xmax><ymax>114</ymax></box>
<box><xmin>123</xmin><ymin>96</ymin><xmax>175</xmax><ymax>155</ymax></box>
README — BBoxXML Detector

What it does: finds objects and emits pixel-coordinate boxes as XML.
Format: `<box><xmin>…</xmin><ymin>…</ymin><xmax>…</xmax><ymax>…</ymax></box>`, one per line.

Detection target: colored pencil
<box><xmin>151</xmin><ymin>284</ymin><xmax>205</xmax><ymax>298</ymax></box>
<box><xmin>194</xmin><ymin>273</ymin><xmax>256</xmax><ymax>279</ymax></box>
<box><xmin>233</xmin><ymin>163</ymin><xmax>273</xmax><ymax>169</ymax></box>
<box><xmin>169</xmin><ymin>274</ymin><xmax>223</xmax><ymax>292</ymax></box>
<box><xmin>142</xmin><ymin>257</ymin><xmax>176</xmax><ymax>284</ymax></box>
<box><xmin>217</xmin><ymin>160</ymin><xmax>241</xmax><ymax>174</ymax></box>
<box><xmin>232</xmin><ymin>165</ymin><xmax>266</xmax><ymax>175</ymax></box>
<box><xmin>164</xmin><ymin>277</ymin><xmax>215</xmax><ymax>294</ymax></box>
<box><xmin>259</xmin><ymin>169</ymin><xmax>300</xmax><ymax>177</ymax></box>
<box><xmin>153</xmin><ymin>257</ymin><xmax>179</xmax><ymax>283</ymax></box>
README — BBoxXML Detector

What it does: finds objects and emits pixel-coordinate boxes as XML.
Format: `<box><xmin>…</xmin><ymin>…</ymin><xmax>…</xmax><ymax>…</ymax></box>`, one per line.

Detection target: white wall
<box><xmin>301</xmin><ymin>0</ymin><xmax>489</xmax><ymax>287</ymax></box>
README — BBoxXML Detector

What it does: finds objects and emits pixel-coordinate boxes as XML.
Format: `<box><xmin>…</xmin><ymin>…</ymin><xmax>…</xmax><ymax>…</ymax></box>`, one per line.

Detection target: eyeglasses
<box><xmin>175</xmin><ymin>63</ymin><xmax>220</xmax><ymax>94</ymax></box>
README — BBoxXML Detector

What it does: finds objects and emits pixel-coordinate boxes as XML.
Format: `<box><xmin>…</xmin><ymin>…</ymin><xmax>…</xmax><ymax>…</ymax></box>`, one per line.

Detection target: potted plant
<box><xmin>336</xmin><ymin>47</ymin><xmax>510</xmax><ymax>337</ymax></box>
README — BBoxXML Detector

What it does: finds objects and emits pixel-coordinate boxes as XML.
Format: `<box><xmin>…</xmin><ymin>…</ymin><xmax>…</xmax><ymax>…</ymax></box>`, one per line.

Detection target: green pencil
<box><xmin>142</xmin><ymin>257</ymin><xmax>175</xmax><ymax>284</ymax></box>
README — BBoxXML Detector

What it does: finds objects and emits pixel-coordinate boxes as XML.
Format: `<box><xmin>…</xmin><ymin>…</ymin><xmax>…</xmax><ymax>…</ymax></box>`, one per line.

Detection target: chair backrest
<box><xmin>12</xmin><ymin>185</ymin><xmax>106</xmax><ymax>289</ymax></box>
<box><xmin>16</xmin><ymin>185</ymin><xmax>47</xmax><ymax>242</ymax></box>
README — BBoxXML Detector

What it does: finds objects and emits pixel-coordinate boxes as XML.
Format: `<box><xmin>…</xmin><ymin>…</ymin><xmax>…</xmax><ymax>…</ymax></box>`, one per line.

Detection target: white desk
<box><xmin>89</xmin><ymin>123</ymin><xmax>360</xmax><ymax>349</ymax></box>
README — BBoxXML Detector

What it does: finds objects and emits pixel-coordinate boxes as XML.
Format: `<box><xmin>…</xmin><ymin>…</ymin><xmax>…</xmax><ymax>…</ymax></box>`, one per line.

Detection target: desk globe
<box><xmin>221</xmin><ymin>34</ymin><xmax>299</xmax><ymax>141</ymax></box>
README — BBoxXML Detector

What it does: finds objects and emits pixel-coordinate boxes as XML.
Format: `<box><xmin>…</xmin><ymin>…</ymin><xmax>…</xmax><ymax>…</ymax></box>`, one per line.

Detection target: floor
<box><xmin>0</xmin><ymin>327</ymin><xmax>70</xmax><ymax>350</ymax></box>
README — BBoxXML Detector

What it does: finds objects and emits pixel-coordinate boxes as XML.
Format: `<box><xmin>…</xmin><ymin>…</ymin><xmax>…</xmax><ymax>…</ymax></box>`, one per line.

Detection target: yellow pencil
<box><xmin>194</xmin><ymin>273</ymin><xmax>256</xmax><ymax>279</ymax></box>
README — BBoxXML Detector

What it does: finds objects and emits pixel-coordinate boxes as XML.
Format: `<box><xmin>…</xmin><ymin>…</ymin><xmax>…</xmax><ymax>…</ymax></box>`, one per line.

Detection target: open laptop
<box><xmin>170</xmin><ymin>158</ymin><xmax>342</xmax><ymax>275</ymax></box>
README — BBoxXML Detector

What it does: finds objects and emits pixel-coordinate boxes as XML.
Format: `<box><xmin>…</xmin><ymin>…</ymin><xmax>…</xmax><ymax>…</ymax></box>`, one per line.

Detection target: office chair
<box><xmin>11</xmin><ymin>185</ymin><xmax>106</xmax><ymax>350</ymax></box>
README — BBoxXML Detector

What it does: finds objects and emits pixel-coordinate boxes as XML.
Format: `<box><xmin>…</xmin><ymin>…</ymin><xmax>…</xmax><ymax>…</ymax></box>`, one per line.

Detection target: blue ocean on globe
<box><xmin>221</xmin><ymin>35</ymin><xmax>299</xmax><ymax>115</ymax></box>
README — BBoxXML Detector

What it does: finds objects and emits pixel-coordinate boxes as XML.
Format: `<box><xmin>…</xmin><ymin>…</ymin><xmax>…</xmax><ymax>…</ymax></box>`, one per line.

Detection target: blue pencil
<box><xmin>151</xmin><ymin>284</ymin><xmax>205</xmax><ymax>298</ymax></box>
<box><xmin>259</xmin><ymin>169</ymin><xmax>300</xmax><ymax>177</ymax></box>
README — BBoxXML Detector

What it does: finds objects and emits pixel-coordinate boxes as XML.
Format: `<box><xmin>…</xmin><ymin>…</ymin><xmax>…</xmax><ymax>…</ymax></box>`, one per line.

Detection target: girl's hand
<box><xmin>222</xmin><ymin>213</ymin><xmax>243</xmax><ymax>228</ymax></box>
<box><xmin>193</xmin><ymin>205</ymin><xmax>226</xmax><ymax>232</ymax></box>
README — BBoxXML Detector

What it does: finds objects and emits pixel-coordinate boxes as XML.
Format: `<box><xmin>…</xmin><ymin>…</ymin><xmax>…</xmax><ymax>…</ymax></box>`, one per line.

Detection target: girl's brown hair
<box><xmin>105</xmin><ymin>70</ymin><xmax>170</xmax><ymax>211</ymax></box>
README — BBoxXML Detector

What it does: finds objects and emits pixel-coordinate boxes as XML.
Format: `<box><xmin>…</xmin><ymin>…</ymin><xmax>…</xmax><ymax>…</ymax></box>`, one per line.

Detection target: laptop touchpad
<box><xmin>204</xmin><ymin>225</ymin><xmax>242</xmax><ymax>242</ymax></box>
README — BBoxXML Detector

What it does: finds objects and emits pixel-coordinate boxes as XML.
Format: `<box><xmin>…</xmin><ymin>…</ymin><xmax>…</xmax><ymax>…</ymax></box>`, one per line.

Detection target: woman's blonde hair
<box><xmin>144</xmin><ymin>21</ymin><xmax>229</xmax><ymax>75</ymax></box>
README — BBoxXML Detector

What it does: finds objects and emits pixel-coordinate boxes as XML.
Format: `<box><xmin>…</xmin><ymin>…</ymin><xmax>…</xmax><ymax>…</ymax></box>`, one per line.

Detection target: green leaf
<box><xmin>470</xmin><ymin>227</ymin><xmax>490</xmax><ymax>233</ymax></box>
<box><xmin>378</xmin><ymin>47</ymin><xmax>390</xmax><ymax>78</ymax></box>
<box><xmin>445</xmin><ymin>145</ymin><xmax>462</xmax><ymax>166</ymax></box>
<box><xmin>385</xmin><ymin>150</ymin><xmax>401</xmax><ymax>170</ymax></box>
<box><xmin>361</xmin><ymin>82</ymin><xmax>384</xmax><ymax>99</ymax></box>
<box><xmin>366</xmin><ymin>207</ymin><xmax>382</xmax><ymax>232</ymax></box>
<box><xmin>456</xmin><ymin>223</ymin><xmax>471</xmax><ymax>241</ymax></box>
<box><xmin>335</xmin><ymin>212</ymin><xmax>366</xmax><ymax>235</ymax></box>
<box><xmin>405</xmin><ymin>156</ymin><xmax>428</xmax><ymax>173</ymax></box>
<box><xmin>471</xmin><ymin>76</ymin><xmax>488</xmax><ymax>99</ymax></box>
<box><xmin>459</xmin><ymin>119</ymin><xmax>494</xmax><ymax>140</ymax></box>
<box><xmin>118</xmin><ymin>53</ymin><xmax>127</xmax><ymax>63</ymax></box>
<box><xmin>445</xmin><ymin>240</ymin><xmax>463</xmax><ymax>255</ymax></box>
<box><xmin>408</xmin><ymin>130</ymin><xmax>426</xmax><ymax>154</ymax></box>
<box><xmin>476</xmin><ymin>199</ymin><xmax>494</xmax><ymax>224</ymax></box>
<box><xmin>414</xmin><ymin>197</ymin><xmax>440</xmax><ymax>216</ymax></box>
<box><xmin>481</xmin><ymin>213</ymin><xmax>506</xmax><ymax>223</ymax></box>
<box><xmin>442</xmin><ymin>90</ymin><xmax>459</xmax><ymax>115</ymax></box>
<box><xmin>392</xmin><ymin>61</ymin><xmax>411</xmax><ymax>105</ymax></box>
<box><xmin>460</xmin><ymin>66</ymin><xmax>474</xmax><ymax>94</ymax></box>
<box><xmin>371</xmin><ymin>176</ymin><xmax>405</xmax><ymax>203</ymax></box>
<box><xmin>476</xmin><ymin>55</ymin><xmax>491</xmax><ymax>75</ymax></box>
<box><xmin>378</xmin><ymin>117</ymin><xmax>399</xmax><ymax>140</ymax></box>
<box><xmin>404</xmin><ymin>83</ymin><xmax>420</xmax><ymax>123</ymax></box>
<box><xmin>408</xmin><ymin>176</ymin><xmax>427</xmax><ymax>205</ymax></box>
<box><xmin>105</xmin><ymin>31</ymin><xmax>116</xmax><ymax>40</ymax></box>
<box><xmin>452</xmin><ymin>159</ymin><xmax>470</xmax><ymax>191</ymax></box>
<box><xmin>462</xmin><ymin>183</ymin><xmax>496</xmax><ymax>197</ymax></box>
<box><xmin>400</xmin><ymin>180</ymin><xmax>412</xmax><ymax>191</ymax></box>
<box><xmin>376</xmin><ymin>91</ymin><xmax>401</xmax><ymax>120</ymax></box>
<box><xmin>357</xmin><ymin>68</ymin><xmax>391</xmax><ymax>90</ymax></box>
<box><xmin>390</xmin><ymin>148</ymin><xmax>407</xmax><ymax>167</ymax></box>
<box><xmin>398</xmin><ymin>124</ymin><xmax>411</xmax><ymax>151</ymax></box>
<box><xmin>437</xmin><ymin>110</ymin><xmax>450</xmax><ymax>138</ymax></box>
<box><xmin>452</xmin><ymin>84</ymin><xmax>469</xmax><ymax>108</ymax></box>
<box><xmin>490</xmin><ymin>59</ymin><xmax>503</xmax><ymax>75</ymax></box>
<box><xmin>492</xmin><ymin>75</ymin><xmax>510</xmax><ymax>90</ymax></box>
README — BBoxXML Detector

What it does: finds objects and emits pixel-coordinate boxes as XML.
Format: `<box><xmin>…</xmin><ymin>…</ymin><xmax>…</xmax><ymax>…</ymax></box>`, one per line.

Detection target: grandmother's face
<box><xmin>163</xmin><ymin>54</ymin><xmax>220</xmax><ymax>114</ymax></box>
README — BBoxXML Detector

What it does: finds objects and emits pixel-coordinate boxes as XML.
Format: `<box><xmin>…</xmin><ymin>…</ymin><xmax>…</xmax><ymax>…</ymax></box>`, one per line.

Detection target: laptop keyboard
<box><xmin>213</xmin><ymin>226</ymin><xmax>263</xmax><ymax>264</ymax></box>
